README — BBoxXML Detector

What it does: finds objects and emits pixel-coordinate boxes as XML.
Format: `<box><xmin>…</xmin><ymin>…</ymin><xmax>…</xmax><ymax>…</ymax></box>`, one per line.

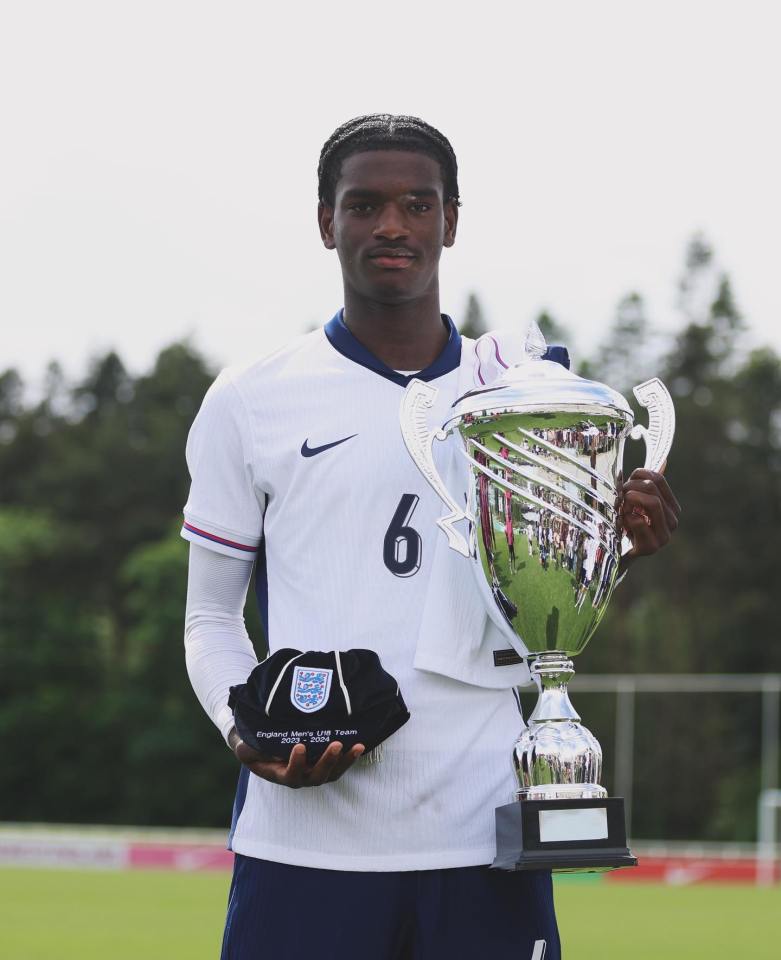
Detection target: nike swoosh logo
<box><xmin>301</xmin><ymin>434</ymin><xmax>357</xmax><ymax>458</ymax></box>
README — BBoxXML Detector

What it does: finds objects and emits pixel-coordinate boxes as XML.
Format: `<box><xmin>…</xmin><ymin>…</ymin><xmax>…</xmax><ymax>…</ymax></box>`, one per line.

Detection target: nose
<box><xmin>373</xmin><ymin>203</ymin><xmax>409</xmax><ymax>241</ymax></box>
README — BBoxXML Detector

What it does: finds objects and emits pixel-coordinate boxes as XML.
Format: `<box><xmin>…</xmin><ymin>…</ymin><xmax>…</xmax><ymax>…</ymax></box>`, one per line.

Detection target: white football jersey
<box><xmin>181</xmin><ymin>311</ymin><xmax>527</xmax><ymax>870</ymax></box>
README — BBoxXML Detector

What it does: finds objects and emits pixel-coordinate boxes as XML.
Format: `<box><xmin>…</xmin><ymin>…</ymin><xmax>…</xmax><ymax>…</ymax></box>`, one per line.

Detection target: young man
<box><xmin>182</xmin><ymin>115</ymin><xmax>680</xmax><ymax>960</ymax></box>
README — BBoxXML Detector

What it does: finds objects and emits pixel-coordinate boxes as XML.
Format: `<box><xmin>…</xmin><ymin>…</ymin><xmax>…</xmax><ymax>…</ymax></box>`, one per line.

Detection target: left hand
<box><xmin>617</xmin><ymin>467</ymin><xmax>681</xmax><ymax>559</ymax></box>
<box><xmin>229</xmin><ymin>731</ymin><xmax>365</xmax><ymax>789</ymax></box>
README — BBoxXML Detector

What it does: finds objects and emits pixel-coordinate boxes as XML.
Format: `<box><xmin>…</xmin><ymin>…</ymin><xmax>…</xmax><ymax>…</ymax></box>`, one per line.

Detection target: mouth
<box><xmin>368</xmin><ymin>248</ymin><xmax>417</xmax><ymax>269</ymax></box>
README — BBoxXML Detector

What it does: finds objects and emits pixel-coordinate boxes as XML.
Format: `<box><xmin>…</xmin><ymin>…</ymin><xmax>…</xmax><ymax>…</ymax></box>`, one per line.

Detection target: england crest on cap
<box><xmin>290</xmin><ymin>665</ymin><xmax>333</xmax><ymax>713</ymax></box>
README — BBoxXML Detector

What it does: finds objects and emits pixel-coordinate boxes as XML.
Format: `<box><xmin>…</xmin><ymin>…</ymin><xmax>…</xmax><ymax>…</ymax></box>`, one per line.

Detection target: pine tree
<box><xmin>535</xmin><ymin>310</ymin><xmax>569</xmax><ymax>346</ymax></box>
<box><xmin>459</xmin><ymin>292</ymin><xmax>489</xmax><ymax>339</ymax></box>
<box><xmin>586</xmin><ymin>292</ymin><xmax>651</xmax><ymax>393</ymax></box>
<box><xmin>678</xmin><ymin>232</ymin><xmax>718</xmax><ymax>326</ymax></box>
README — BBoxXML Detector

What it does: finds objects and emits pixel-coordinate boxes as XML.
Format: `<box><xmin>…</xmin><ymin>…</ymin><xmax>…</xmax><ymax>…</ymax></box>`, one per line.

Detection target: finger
<box><xmin>621</xmin><ymin>481</ymin><xmax>678</xmax><ymax>532</ymax></box>
<box><xmin>620</xmin><ymin>477</ymin><xmax>660</xmax><ymax>515</ymax></box>
<box><xmin>625</xmin><ymin>470</ymin><xmax>681</xmax><ymax>515</ymax></box>
<box><xmin>649</xmin><ymin>472</ymin><xmax>680</xmax><ymax>515</ymax></box>
<box><xmin>327</xmin><ymin>744</ymin><xmax>366</xmax><ymax>782</ymax></box>
<box><xmin>622</xmin><ymin>490</ymin><xmax>670</xmax><ymax>554</ymax></box>
<box><xmin>621</xmin><ymin>479</ymin><xmax>679</xmax><ymax>527</ymax></box>
<box><xmin>623</xmin><ymin>489</ymin><xmax>669</xmax><ymax>531</ymax></box>
<box><xmin>282</xmin><ymin>743</ymin><xmax>309</xmax><ymax>785</ymax></box>
<box><xmin>235</xmin><ymin>740</ymin><xmax>265</xmax><ymax>765</ymax></box>
<box><xmin>662</xmin><ymin>501</ymin><xmax>679</xmax><ymax>531</ymax></box>
<box><xmin>247</xmin><ymin>757</ymin><xmax>292</xmax><ymax>785</ymax></box>
<box><xmin>304</xmin><ymin>741</ymin><xmax>345</xmax><ymax>786</ymax></box>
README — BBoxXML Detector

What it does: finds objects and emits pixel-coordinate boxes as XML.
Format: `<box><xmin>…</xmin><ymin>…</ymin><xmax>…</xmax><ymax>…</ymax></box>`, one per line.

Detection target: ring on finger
<box><xmin>631</xmin><ymin>505</ymin><xmax>652</xmax><ymax>527</ymax></box>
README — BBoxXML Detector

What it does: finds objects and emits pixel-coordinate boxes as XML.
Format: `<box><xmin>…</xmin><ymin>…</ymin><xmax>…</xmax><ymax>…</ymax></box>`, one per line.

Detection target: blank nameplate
<box><xmin>538</xmin><ymin>807</ymin><xmax>609</xmax><ymax>843</ymax></box>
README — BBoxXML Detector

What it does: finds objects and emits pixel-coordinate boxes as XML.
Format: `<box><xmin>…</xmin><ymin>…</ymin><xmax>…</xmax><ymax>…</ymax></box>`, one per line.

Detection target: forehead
<box><xmin>335</xmin><ymin>149</ymin><xmax>444</xmax><ymax>199</ymax></box>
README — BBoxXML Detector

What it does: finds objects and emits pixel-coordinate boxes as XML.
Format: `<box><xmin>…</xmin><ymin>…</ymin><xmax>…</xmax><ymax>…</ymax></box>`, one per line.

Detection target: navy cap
<box><xmin>542</xmin><ymin>344</ymin><xmax>571</xmax><ymax>370</ymax></box>
<box><xmin>228</xmin><ymin>648</ymin><xmax>410</xmax><ymax>762</ymax></box>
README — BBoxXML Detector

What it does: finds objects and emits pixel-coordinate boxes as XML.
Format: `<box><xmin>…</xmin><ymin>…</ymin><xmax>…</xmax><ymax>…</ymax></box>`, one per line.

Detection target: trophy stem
<box><xmin>514</xmin><ymin>652</ymin><xmax>606</xmax><ymax>801</ymax></box>
<box><xmin>527</xmin><ymin>653</ymin><xmax>581</xmax><ymax>724</ymax></box>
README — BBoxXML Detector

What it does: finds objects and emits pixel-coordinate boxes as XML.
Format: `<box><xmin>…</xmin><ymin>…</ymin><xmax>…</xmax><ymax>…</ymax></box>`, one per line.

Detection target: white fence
<box><xmin>570</xmin><ymin>673</ymin><xmax>781</xmax><ymax>842</ymax></box>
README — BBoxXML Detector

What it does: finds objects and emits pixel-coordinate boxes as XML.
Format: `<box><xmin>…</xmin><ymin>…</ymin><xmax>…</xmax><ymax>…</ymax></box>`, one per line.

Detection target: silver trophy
<box><xmin>400</xmin><ymin>332</ymin><xmax>674</xmax><ymax>871</ymax></box>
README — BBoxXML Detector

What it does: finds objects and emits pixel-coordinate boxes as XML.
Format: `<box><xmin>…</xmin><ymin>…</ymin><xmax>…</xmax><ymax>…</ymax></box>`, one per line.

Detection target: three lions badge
<box><xmin>290</xmin><ymin>665</ymin><xmax>333</xmax><ymax>713</ymax></box>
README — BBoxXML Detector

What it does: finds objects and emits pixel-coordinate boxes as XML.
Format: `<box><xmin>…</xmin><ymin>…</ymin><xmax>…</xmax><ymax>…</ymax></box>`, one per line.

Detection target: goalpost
<box><xmin>757</xmin><ymin>789</ymin><xmax>781</xmax><ymax>886</ymax></box>
<box><xmin>568</xmin><ymin>673</ymin><xmax>781</xmax><ymax>885</ymax></box>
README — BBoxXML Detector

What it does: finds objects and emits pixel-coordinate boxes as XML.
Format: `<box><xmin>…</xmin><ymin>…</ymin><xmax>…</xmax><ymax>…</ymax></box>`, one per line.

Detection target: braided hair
<box><xmin>318</xmin><ymin>114</ymin><xmax>460</xmax><ymax>208</ymax></box>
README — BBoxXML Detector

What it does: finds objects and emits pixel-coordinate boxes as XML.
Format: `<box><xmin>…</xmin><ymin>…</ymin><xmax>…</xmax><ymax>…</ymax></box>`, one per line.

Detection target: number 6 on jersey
<box><xmin>383</xmin><ymin>494</ymin><xmax>422</xmax><ymax>578</ymax></box>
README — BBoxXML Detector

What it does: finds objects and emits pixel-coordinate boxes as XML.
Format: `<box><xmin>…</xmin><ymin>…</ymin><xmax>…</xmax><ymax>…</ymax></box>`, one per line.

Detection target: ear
<box><xmin>318</xmin><ymin>201</ymin><xmax>336</xmax><ymax>250</ymax></box>
<box><xmin>443</xmin><ymin>199</ymin><xmax>458</xmax><ymax>248</ymax></box>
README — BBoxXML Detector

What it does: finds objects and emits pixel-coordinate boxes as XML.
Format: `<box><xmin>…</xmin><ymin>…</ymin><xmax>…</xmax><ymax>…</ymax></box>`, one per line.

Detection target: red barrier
<box><xmin>128</xmin><ymin>842</ymin><xmax>233</xmax><ymax>871</ymax></box>
<box><xmin>608</xmin><ymin>855</ymin><xmax>775</xmax><ymax>885</ymax></box>
<box><xmin>1</xmin><ymin>832</ymin><xmax>776</xmax><ymax>883</ymax></box>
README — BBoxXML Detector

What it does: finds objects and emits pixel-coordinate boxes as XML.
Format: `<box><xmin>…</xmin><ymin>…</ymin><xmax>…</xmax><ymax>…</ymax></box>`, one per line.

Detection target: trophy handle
<box><xmin>400</xmin><ymin>379</ymin><xmax>472</xmax><ymax>557</ymax></box>
<box><xmin>629</xmin><ymin>377</ymin><xmax>676</xmax><ymax>473</ymax></box>
<box><xmin>622</xmin><ymin>377</ymin><xmax>676</xmax><ymax>555</ymax></box>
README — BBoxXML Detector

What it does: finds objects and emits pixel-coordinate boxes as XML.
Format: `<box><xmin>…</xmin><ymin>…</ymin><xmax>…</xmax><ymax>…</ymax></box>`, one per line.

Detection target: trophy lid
<box><xmin>445</xmin><ymin>357</ymin><xmax>634</xmax><ymax>430</ymax></box>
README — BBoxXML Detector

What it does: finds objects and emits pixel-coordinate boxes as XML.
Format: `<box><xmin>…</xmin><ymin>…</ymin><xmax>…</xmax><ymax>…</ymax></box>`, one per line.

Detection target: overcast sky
<box><xmin>2</xmin><ymin>1</ymin><xmax>779</xmax><ymax>388</ymax></box>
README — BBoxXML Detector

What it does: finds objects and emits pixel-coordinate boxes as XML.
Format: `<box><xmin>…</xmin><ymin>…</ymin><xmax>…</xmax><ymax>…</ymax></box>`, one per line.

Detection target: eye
<box><xmin>347</xmin><ymin>202</ymin><xmax>374</xmax><ymax>215</ymax></box>
<box><xmin>410</xmin><ymin>202</ymin><xmax>432</xmax><ymax>214</ymax></box>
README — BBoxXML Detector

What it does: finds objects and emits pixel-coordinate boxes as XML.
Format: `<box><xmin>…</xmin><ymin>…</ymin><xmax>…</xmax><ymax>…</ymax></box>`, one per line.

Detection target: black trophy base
<box><xmin>491</xmin><ymin>796</ymin><xmax>637</xmax><ymax>873</ymax></box>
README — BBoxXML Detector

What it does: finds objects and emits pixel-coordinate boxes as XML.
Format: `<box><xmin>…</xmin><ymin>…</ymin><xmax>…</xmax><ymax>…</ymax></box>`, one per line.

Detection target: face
<box><xmin>318</xmin><ymin>149</ymin><xmax>458</xmax><ymax>306</ymax></box>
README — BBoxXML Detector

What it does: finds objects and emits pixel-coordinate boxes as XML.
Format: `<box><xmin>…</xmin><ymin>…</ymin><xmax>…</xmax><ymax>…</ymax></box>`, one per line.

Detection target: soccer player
<box><xmin>182</xmin><ymin>115</ymin><xmax>681</xmax><ymax>960</ymax></box>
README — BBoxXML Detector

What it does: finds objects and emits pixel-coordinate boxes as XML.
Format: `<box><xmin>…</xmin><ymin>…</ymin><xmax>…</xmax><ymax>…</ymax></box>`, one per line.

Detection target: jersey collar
<box><xmin>324</xmin><ymin>309</ymin><xmax>462</xmax><ymax>387</ymax></box>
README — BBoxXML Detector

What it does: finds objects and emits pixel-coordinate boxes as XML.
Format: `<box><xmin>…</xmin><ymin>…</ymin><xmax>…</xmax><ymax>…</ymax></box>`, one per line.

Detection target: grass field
<box><xmin>488</xmin><ymin>522</ymin><xmax>604</xmax><ymax>653</ymax></box>
<box><xmin>1</xmin><ymin>868</ymin><xmax>780</xmax><ymax>959</ymax></box>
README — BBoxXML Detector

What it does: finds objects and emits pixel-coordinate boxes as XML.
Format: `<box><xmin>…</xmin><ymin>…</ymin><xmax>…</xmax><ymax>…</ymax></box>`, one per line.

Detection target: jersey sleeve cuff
<box><xmin>217</xmin><ymin>705</ymin><xmax>237</xmax><ymax>744</ymax></box>
<box><xmin>181</xmin><ymin>516</ymin><xmax>260</xmax><ymax>561</ymax></box>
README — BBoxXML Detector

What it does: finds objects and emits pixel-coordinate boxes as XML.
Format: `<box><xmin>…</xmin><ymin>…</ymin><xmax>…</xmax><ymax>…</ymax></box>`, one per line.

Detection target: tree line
<box><xmin>1</xmin><ymin>236</ymin><xmax>779</xmax><ymax>839</ymax></box>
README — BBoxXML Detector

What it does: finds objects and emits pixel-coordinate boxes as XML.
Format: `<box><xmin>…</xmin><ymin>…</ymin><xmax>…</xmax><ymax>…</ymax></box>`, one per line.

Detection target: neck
<box><xmin>342</xmin><ymin>287</ymin><xmax>448</xmax><ymax>371</ymax></box>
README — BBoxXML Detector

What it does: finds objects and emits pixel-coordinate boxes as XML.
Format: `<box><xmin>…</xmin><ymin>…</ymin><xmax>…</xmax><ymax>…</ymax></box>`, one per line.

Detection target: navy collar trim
<box><xmin>324</xmin><ymin>309</ymin><xmax>462</xmax><ymax>387</ymax></box>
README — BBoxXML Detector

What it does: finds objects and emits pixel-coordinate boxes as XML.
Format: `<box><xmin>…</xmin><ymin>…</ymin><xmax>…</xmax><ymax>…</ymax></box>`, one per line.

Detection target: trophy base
<box><xmin>491</xmin><ymin>797</ymin><xmax>637</xmax><ymax>873</ymax></box>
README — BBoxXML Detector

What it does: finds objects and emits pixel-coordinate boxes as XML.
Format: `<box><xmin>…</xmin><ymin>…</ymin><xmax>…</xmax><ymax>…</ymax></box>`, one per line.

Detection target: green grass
<box><xmin>487</xmin><ymin>525</ymin><xmax>607</xmax><ymax>655</ymax></box>
<box><xmin>555</xmin><ymin>876</ymin><xmax>781</xmax><ymax>959</ymax></box>
<box><xmin>1</xmin><ymin>868</ymin><xmax>779</xmax><ymax>959</ymax></box>
<box><xmin>0</xmin><ymin>868</ymin><xmax>229</xmax><ymax>959</ymax></box>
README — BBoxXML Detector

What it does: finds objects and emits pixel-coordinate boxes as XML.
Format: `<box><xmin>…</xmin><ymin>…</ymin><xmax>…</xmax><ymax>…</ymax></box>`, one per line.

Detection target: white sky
<box><xmin>2</xmin><ymin>1</ymin><xmax>779</xmax><ymax>388</ymax></box>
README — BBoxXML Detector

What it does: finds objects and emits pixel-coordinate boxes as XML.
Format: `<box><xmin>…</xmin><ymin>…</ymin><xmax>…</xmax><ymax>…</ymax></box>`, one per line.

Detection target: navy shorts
<box><xmin>220</xmin><ymin>854</ymin><xmax>560</xmax><ymax>960</ymax></box>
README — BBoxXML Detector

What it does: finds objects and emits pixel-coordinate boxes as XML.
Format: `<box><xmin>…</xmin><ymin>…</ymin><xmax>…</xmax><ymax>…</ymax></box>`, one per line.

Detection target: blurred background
<box><xmin>1</xmin><ymin>2</ymin><xmax>779</xmax><ymax>957</ymax></box>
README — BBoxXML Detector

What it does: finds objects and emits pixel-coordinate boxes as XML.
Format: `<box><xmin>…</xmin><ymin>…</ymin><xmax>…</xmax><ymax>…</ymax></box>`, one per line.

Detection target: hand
<box><xmin>617</xmin><ymin>467</ymin><xmax>681</xmax><ymax>560</ymax></box>
<box><xmin>228</xmin><ymin>729</ymin><xmax>365</xmax><ymax>788</ymax></box>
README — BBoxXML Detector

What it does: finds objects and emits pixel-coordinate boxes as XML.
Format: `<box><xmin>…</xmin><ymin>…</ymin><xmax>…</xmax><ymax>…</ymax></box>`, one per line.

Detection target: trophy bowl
<box><xmin>401</xmin><ymin>345</ymin><xmax>674</xmax><ymax>871</ymax></box>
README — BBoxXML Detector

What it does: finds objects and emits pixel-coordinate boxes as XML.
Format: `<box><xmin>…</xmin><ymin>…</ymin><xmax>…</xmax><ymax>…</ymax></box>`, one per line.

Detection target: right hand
<box><xmin>228</xmin><ymin>729</ymin><xmax>365</xmax><ymax>788</ymax></box>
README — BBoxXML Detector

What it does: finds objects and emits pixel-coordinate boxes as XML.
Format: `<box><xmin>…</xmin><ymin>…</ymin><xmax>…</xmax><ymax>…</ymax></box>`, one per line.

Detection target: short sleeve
<box><xmin>181</xmin><ymin>372</ymin><xmax>265</xmax><ymax>561</ymax></box>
